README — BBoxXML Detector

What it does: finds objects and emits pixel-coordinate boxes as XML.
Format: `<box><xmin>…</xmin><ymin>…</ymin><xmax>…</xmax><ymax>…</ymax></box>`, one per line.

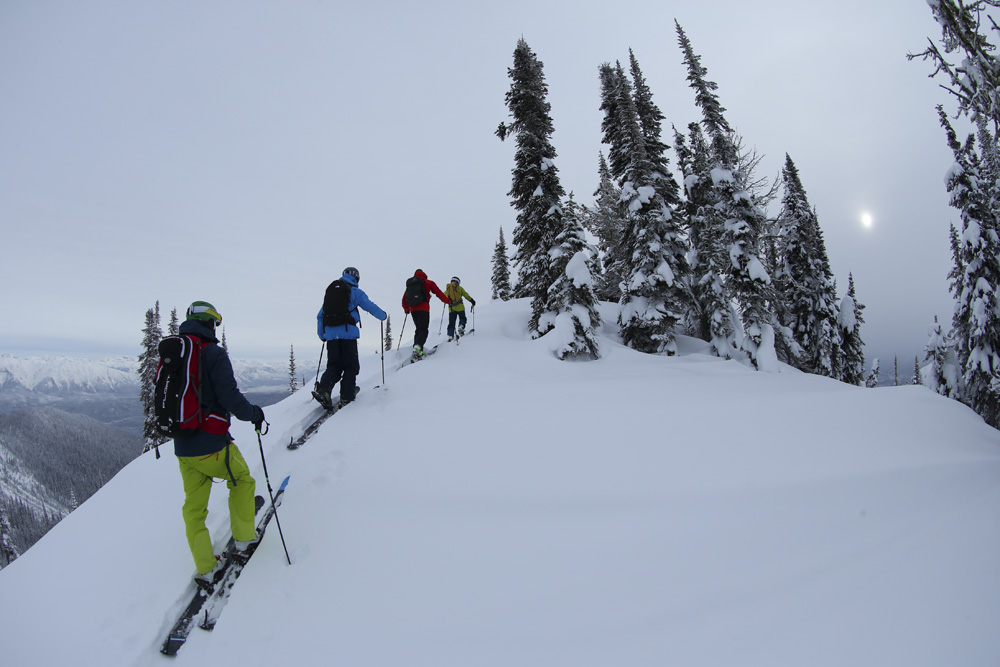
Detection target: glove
<box><xmin>251</xmin><ymin>405</ymin><xmax>265</xmax><ymax>431</ymax></box>
<box><xmin>470</xmin><ymin>300</ymin><xmax>476</xmax><ymax>307</ymax></box>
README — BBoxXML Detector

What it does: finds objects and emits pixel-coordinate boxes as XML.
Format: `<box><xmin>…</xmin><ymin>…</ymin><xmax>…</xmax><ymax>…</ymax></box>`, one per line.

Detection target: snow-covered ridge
<box><xmin>0</xmin><ymin>354</ymin><xmax>288</xmax><ymax>394</ymax></box>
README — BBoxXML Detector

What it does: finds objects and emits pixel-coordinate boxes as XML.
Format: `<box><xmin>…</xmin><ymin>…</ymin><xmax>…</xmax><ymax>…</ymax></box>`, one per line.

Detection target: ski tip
<box><xmin>278</xmin><ymin>475</ymin><xmax>291</xmax><ymax>491</ymax></box>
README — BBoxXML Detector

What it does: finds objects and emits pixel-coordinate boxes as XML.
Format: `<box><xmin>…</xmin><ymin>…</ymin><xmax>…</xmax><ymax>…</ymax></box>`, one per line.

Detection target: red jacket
<box><xmin>401</xmin><ymin>270</ymin><xmax>450</xmax><ymax>313</ymax></box>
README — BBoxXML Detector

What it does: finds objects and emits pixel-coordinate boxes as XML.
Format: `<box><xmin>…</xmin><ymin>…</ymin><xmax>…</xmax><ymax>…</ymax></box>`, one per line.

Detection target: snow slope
<box><xmin>2</xmin><ymin>299</ymin><xmax>999</xmax><ymax>666</ymax></box>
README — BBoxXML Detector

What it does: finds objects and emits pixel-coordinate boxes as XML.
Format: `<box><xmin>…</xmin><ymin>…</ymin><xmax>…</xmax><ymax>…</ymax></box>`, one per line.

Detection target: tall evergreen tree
<box><xmin>288</xmin><ymin>345</ymin><xmax>298</xmax><ymax>394</ymax></box>
<box><xmin>940</xmin><ymin>106</ymin><xmax>1000</xmax><ymax>426</ymax></box>
<box><xmin>776</xmin><ymin>154</ymin><xmax>841</xmax><ymax>375</ymax></box>
<box><xmin>913</xmin><ymin>355</ymin><xmax>924</xmax><ymax>385</ymax></box>
<box><xmin>598</xmin><ymin>60</ymin><xmax>689</xmax><ymax>354</ymax></box>
<box><xmin>585</xmin><ymin>153</ymin><xmax>625</xmax><ymax>301</ymax></box>
<box><xmin>167</xmin><ymin>308</ymin><xmax>179</xmax><ymax>336</ymax></box>
<box><xmin>839</xmin><ymin>273</ymin><xmax>866</xmax><ymax>386</ymax></box>
<box><xmin>497</xmin><ymin>39</ymin><xmax>567</xmax><ymax>335</ymax></box>
<box><xmin>491</xmin><ymin>226</ymin><xmax>513</xmax><ymax>301</ymax></box>
<box><xmin>674</xmin><ymin>122</ymin><xmax>733</xmax><ymax>349</ymax></box>
<box><xmin>138</xmin><ymin>305</ymin><xmax>163</xmax><ymax>453</ymax></box>
<box><xmin>221</xmin><ymin>327</ymin><xmax>228</xmax><ymax>353</ymax></box>
<box><xmin>676</xmin><ymin>21</ymin><xmax>774</xmax><ymax>366</ymax></box>
<box><xmin>542</xmin><ymin>193</ymin><xmax>602</xmax><ymax>360</ymax></box>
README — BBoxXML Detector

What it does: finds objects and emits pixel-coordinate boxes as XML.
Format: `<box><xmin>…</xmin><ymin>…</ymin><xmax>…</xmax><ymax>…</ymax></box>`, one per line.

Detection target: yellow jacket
<box><xmin>444</xmin><ymin>282</ymin><xmax>475</xmax><ymax>312</ymax></box>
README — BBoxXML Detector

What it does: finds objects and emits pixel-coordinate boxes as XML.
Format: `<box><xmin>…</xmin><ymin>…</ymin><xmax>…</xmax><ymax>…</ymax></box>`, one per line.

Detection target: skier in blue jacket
<box><xmin>314</xmin><ymin>267</ymin><xmax>387</xmax><ymax>409</ymax></box>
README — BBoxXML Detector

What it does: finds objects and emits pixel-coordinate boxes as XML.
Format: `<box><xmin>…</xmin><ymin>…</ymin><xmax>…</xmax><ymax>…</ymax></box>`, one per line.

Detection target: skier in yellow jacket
<box><xmin>444</xmin><ymin>276</ymin><xmax>476</xmax><ymax>341</ymax></box>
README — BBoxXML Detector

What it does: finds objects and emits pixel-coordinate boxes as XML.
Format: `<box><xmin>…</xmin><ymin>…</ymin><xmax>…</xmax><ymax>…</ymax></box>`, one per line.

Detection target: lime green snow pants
<box><xmin>177</xmin><ymin>443</ymin><xmax>257</xmax><ymax>575</ymax></box>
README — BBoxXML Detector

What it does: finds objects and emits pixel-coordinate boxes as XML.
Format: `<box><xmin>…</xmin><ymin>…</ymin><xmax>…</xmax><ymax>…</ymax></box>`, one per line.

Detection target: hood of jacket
<box><xmin>341</xmin><ymin>272</ymin><xmax>359</xmax><ymax>288</ymax></box>
<box><xmin>178</xmin><ymin>319</ymin><xmax>219</xmax><ymax>342</ymax></box>
<box><xmin>414</xmin><ymin>269</ymin><xmax>428</xmax><ymax>281</ymax></box>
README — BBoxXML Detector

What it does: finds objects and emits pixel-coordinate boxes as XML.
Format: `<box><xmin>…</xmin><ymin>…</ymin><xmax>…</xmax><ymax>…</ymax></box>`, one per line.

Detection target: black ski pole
<box><xmin>314</xmin><ymin>342</ymin><xmax>325</xmax><ymax>388</ymax></box>
<box><xmin>397</xmin><ymin>313</ymin><xmax>408</xmax><ymax>351</ymax></box>
<box><xmin>256</xmin><ymin>422</ymin><xmax>292</xmax><ymax>565</ymax></box>
<box><xmin>380</xmin><ymin>320</ymin><xmax>386</xmax><ymax>385</ymax></box>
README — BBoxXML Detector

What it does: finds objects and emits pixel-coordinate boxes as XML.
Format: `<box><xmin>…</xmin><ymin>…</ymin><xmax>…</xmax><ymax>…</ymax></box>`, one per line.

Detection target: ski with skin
<box><xmin>198</xmin><ymin>476</ymin><xmax>290</xmax><ymax>631</ymax></box>
<box><xmin>401</xmin><ymin>344</ymin><xmax>439</xmax><ymax>369</ymax></box>
<box><xmin>288</xmin><ymin>386</ymin><xmax>362</xmax><ymax>450</ymax></box>
<box><xmin>159</xmin><ymin>494</ymin><xmax>266</xmax><ymax>656</ymax></box>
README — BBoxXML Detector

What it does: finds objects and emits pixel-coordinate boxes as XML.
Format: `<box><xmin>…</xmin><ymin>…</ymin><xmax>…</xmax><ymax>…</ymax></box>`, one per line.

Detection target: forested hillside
<box><xmin>0</xmin><ymin>406</ymin><xmax>141</xmax><ymax>564</ymax></box>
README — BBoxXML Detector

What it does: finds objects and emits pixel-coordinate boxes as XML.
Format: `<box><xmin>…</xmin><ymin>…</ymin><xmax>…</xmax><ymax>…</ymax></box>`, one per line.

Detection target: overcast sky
<box><xmin>0</xmin><ymin>0</ymin><xmax>967</xmax><ymax>370</ymax></box>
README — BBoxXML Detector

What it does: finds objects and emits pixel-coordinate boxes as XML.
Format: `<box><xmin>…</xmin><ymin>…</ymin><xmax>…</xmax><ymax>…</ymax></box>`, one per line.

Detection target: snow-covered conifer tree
<box><xmin>542</xmin><ymin>193</ymin><xmax>602</xmax><ymax>360</ymax></box>
<box><xmin>138</xmin><ymin>305</ymin><xmax>163</xmax><ymax>453</ymax></box>
<box><xmin>776</xmin><ymin>154</ymin><xmax>840</xmax><ymax>375</ymax></box>
<box><xmin>585</xmin><ymin>153</ymin><xmax>625</xmax><ymax>301</ymax></box>
<box><xmin>925</xmin><ymin>314</ymin><xmax>960</xmax><ymax>398</ymax></box>
<box><xmin>167</xmin><ymin>308</ymin><xmax>179</xmax><ymax>336</ymax></box>
<box><xmin>911</xmin><ymin>0</ymin><xmax>1000</xmax><ymax>133</ymax></box>
<box><xmin>384</xmin><ymin>315</ymin><xmax>394</xmax><ymax>351</ymax></box>
<box><xmin>674</xmin><ymin>122</ymin><xmax>733</xmax><ymax>349</ymax></box>
<box><xmin>676</xmin><ymin>21</ymin><xmax>774</xmax><ymax>366</ymax></box>
<box><xmin>939</xmin><ymin>107</ymin><xmax>1000</xmax><ymax>426</ymax></box>
<box><xmin>288</xmin><ymin>345</ymin><xmax>298</xmax><ymax>394</ymax></box>
<box><xmin>497</xmin><ymin>39</ymin><xmax>567</xmax><ymax>335</ymax></box>
<box><xmin>839</xmin><ymin>273</ymin><xmax>866</xmax><ymax>386</ymax></box>
<box><xmin>0</xmin><ymin>505</ymin><xmax>17</xmax><ymax>567</ymax></box>
<box><xmin>221</xmin><ymin>327</ymin><xmax>228</xmax><ymax>353</ymax></box>
<box><xmin>866</xmin><ymin>358</ymin><xmax>881</xmax><ymax>388</ymax></box>
<box><xmin>598</xmin><ymin>60</ymin><xmax>688</xmax><ymax>354</ymax></box>
<box><xmin>913</xmin><ymin>356</ymin><xmax>924</xmax><ymax>386</ymax></box>
<box><xmin>491</xmin><ymin>227</ymin><xmax>512</xmax><ymax>301</ymax></box>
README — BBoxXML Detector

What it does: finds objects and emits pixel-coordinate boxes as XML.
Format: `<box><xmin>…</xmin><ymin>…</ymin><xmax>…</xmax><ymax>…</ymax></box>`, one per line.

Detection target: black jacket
<box><xmin>172</xmin><ymin>320</ymin><xmax>258</xmax><ymax>458</ymax></box>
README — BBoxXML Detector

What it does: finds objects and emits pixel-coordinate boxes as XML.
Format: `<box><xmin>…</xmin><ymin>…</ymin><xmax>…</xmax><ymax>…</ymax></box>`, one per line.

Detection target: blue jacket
<box><xmin>172</xmin><ymin>320</ymin><xmax>259</xmax><ymax>458</ymax></box>
<box><xmin>317</xmin><ymin>272</ymin><xmax>387</xmax><ymax>341</ymax></box>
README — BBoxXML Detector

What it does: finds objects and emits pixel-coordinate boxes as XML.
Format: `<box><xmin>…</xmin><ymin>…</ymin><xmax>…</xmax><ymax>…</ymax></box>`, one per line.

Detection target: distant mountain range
<box><xmin>0</xmin><ymin>354</ymin><xmax>293</xmax><ymax>434</ymax></box>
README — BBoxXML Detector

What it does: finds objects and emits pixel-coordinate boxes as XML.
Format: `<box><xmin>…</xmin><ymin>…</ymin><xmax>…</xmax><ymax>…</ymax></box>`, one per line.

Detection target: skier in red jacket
<box><xmin>401</xmin><ymin>269</ymin><xmax>450</xmax><ymax>360</ymax></box>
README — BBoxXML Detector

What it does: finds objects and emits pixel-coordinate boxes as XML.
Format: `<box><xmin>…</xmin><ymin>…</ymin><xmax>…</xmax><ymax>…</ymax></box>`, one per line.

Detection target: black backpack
<box><xmin>404</xmin><ymin>276</ymin><xmax>428</xmax><ymax>307</ymax></box>
<box><xmin>323</xmin><ymin>279</ymin><xmax>355</xmax><ymax>328</ymax></box>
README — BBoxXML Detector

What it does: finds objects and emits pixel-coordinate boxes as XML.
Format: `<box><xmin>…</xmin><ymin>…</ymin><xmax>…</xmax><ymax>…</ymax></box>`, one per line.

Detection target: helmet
<box><xmin>451</xmin><ymin>276</ymin><xmax>461</xmax><ymax>285</ymax></box>
<box><xmin>344</xmin><ymin>267</ymin><xmax>360</xmax><ymax>282</ymax></box>
<box><xmin>186</xmin><ymin>301</ymin><xmax>222</xmax><ymax>326</ymax></box>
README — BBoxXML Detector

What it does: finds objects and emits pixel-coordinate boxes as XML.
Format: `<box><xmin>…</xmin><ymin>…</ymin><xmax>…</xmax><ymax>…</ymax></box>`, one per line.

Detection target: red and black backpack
<box><xmin>153</xmin><ymin>335</ymin><xmax>229</xmax><ymax>438</ymax></box>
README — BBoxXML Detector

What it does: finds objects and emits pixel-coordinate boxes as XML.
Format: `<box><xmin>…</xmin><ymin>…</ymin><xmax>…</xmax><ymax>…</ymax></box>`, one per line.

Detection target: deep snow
<box><xmin>2</xmin><ymin>299</ymin><xmax>999</xmax><ymax>666</ymax></box>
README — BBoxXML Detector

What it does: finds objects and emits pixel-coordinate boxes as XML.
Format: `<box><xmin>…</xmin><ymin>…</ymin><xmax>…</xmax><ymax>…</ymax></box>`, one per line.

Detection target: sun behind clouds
<box><xmin>861</xmin><ymin>212</ymin><xmax>874</xmax><ymax>229</ymax></box>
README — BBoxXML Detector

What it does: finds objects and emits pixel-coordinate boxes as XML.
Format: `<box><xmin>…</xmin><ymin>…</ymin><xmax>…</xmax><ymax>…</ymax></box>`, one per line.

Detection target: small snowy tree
<box><xmin>491</xmin><ymin>227</ymin><xmax>513</xmax><ymax>301</ymax></box>
<box><xmin>866</xmin><ymin>358</ymin><xmax>881</xmax><ymax>388</ymax></box>
<box><xmin>838</xmin><ymin>273</ymin><xmax>866</xmax><ymax>386</ymax></box>
<box><xmin>925</xmin><ymin>314</ymin><xmax>961</xmax><ymax>398</ymax></box>
<box><xmin>138</xmin><ymin>304</ymin><xmax>164</xmax><ymax>454</ymax></box>
<box><xmin>0</xmin><ymin>504</ymin><xmax>17</xmax><ymax>567</ymax></box>
<box><xmin>221</xmin><ymin>327</ymin><xmax>228</xmax><ymax>353</ymax></box>
<box><xmin>288</xmin><ymin>345</ymin><xmax>298</xmax><ymax>394</ymax></box>
<box><xmin>384</xmin><ymin>315</ymin><xmax>394</xmax><ymax>352</ymax></box>
<box><xmin>913</xmin><ymin>356</ymin><xmax>924</xmax><ymax>386</ymax></box>
<box><xmin>540</xmin><ymin>195</ymin><xmax>602</xmax><ymax>360</ymax></box>
<box><xmin>167</xmin><ymin>307</ymin><xmax>179</xmax><ymax>336</ymax></box>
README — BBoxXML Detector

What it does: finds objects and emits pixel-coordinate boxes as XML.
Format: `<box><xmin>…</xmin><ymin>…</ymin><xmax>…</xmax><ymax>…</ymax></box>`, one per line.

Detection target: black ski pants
<box><xmin>319</xmin><ymin>339</ymin><xmax>360</xmax><ymax>402</ymax></box>
<box><xmin>412</xmin><ymin>310</ymin><xmax>430</xmax><ymax>348</ymax></box>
